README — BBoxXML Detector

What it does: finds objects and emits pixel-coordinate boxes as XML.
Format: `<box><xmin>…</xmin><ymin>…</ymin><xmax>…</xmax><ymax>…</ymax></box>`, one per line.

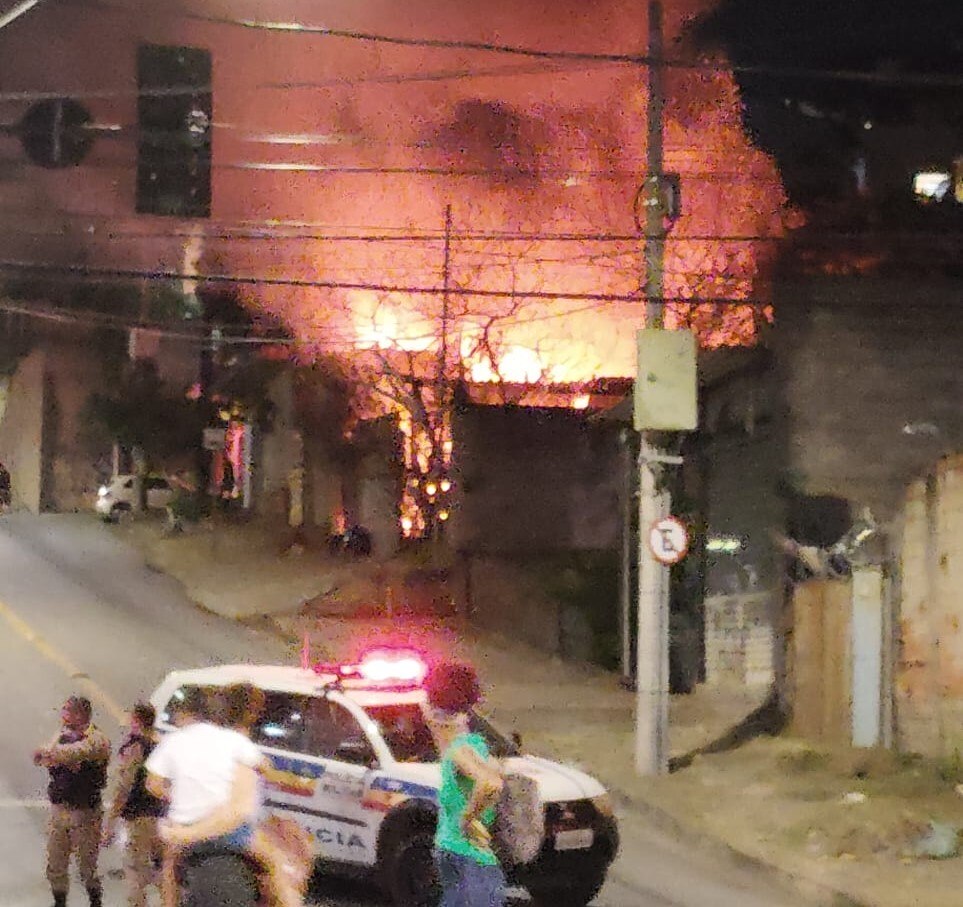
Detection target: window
<box><xmin>303</xmin><ymin>698</ymin><xmax>375</xmax><ymax>764</ymax></box>
<box><xmin>252</xmin><ymin>692</ymin><xmax>309</xmax><ymax>753</ymax></box>
<box><xmin>366</xmin><ymin>704</ymin><xmax>438</xmax><ymax>763</ymax></box>
<box><xmin>363</xmin><ymin>704</ymin><xmax>519</xmax><ymax>763</ymax></box>
<box><xmin>159</xmin><ymin>684</ymin><xmax>220</xmax><ymax>725</ymax></box>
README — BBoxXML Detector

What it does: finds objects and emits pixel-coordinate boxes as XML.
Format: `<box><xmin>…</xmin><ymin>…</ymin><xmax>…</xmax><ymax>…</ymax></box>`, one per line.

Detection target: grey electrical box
<box><xmin>633</xmin><ymin>329</ymin><xmax>698</xmax><ymax>431</ymax></box>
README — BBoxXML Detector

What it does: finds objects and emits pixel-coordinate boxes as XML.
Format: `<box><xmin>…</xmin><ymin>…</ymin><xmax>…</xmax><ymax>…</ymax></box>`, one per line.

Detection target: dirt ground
<box><xmin>119</xmin><ymin>513</ymin><xmax>963</xmax><ymax>907</ymax></box>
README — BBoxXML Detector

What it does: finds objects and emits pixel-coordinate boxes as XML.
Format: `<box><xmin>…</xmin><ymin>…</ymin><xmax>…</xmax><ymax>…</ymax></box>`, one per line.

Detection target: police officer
<box><xmin>33</xmin><ymin>696</ymin><xmax>111</xmax><ymax>907</ymax></box>
<box><xmin>103</xmin><ymin>702</ymin><xmax>165</xmax><ymax>907</ymax></box>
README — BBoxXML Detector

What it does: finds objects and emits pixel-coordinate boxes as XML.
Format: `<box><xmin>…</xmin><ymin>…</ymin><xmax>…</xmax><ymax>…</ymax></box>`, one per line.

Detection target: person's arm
<box><xmin>103</xmin><ymin>743</ymin><xmax>140</xmax><ymax>843</ymax></box>
<box><xmin>144</xmin><ymin>736</ymin><xmax>173</xmax><ymax>801</ymax></box>
<box><xmin>451</xmin><ymin>743</ymin><xmax>503</xmax><ymax>841</ymax></box>
<box><xmin>160</xmin><ymin>764</ymin><xmax>259</xmax><ymax>848</ymax></box>
<box><xmin>37</xmin><ymin>728</ymin><xmax>110</xmax><ymax>769</ymax></box>
<box><xmin>145</xmin><ymin>771</ymin><xmax>170</xmax><ymax>801</ymax></box>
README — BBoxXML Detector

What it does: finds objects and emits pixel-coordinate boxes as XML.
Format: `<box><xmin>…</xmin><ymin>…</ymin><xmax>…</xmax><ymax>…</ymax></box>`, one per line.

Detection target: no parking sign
<box><xmin>648</xmin><ymin>517</ymin><xmax>689</xmax><ymax>565</ymax></box>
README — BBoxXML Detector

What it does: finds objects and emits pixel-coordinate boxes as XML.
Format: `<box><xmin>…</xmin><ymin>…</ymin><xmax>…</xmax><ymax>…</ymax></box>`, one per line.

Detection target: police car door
<box><xmin>301</xmin><ymin>694</ymin><xmax>379</xmax><ymax>864</ymax></box>
<box><xmin>252</xmin><ymin>691</ymin><xmax>328</xmax><ymax>841</ymax></box>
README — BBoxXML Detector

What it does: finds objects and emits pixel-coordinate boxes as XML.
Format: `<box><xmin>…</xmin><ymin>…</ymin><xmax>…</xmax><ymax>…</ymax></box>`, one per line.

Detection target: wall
<box><xmin>696</xmin><ymin>351</ymin><xmax>784</xmax><ymax>688</ymax></box>
<box><xmin>896</xmin><ymin>455</ymin><xmax>963</xmax><ymax>757</ymax></box>
<box><xmin>450</xmin><ymin>405</ymin><xmax>621</xmax><ymax>554</ymax></box>
<box><xmin>775</xmin><ymin>278</ymin><xmax>963</xmax><ymax>519</ymax></box>
<box><xmin>257</xmin><ymin>371</ymin><xmax>303</xmax><ymax>518</ymax></box>
<box><xmin>0</xmin><ymin>349</ymin><xmax>45</xmax><ymax>513</ymax></box>
<box><xmin>46</xmin><ymin>343</ymin><xmax>108</xmax><ymax>510</ymax></box>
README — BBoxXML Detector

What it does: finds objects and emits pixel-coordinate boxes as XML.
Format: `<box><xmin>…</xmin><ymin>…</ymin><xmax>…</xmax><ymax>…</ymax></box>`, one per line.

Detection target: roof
<box><xmin>161</xmin><ymin>663</ymin><xmax>427</xmax><ymax>708</ymax></box>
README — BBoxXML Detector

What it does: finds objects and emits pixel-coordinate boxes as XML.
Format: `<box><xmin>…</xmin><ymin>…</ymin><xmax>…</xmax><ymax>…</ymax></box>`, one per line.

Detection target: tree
<box><xmin>83</xmin><ymin>359</ymin><xmax>211</xmax><ymax>473</ymax></box>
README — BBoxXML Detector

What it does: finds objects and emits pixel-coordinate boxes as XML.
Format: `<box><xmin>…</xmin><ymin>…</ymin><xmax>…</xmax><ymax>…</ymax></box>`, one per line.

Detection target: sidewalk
<box><xmin>123</xmin><ymin>517</ymin><xmax>963</xmax><ymax>907</ymax></box>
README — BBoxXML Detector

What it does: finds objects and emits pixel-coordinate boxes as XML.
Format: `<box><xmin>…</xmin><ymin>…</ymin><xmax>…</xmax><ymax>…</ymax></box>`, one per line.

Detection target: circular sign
<box><xmin>648</xmin><ymin>516</ymin><xmax>689</xmax><ymax>565</ymax></box>
<box><xmin>19</xmin><ymin>98</ymin><xmax>94</xmax><ymax>168</ymax></box>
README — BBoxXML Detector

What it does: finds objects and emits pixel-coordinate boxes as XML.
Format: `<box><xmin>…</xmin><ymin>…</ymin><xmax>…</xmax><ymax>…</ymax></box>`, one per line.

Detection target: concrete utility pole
<box><xmin>635</xmin><ymin>0</ymin><xmax>671</xmax><ymax>776</ymax></box>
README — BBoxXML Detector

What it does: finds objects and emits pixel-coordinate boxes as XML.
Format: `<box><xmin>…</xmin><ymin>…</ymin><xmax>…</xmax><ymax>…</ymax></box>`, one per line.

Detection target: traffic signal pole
<box><xmin>635</xmin><ymin>0</ymin><xmax>670</xmax><ymax>776</ymax></box>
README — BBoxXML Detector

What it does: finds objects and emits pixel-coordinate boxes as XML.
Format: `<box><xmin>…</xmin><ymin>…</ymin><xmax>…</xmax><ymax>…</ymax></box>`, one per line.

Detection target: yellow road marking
<box><xmin>0</xmin><ymin>598</ymin><xmax>125</xmax><ymax>724</ymax></box>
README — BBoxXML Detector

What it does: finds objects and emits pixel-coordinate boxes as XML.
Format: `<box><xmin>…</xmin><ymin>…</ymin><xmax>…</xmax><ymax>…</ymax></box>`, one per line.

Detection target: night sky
<box><xmin>694</xmin><ymin>0</ymin><xmax>963</xmax><ymax>207</ymax></box>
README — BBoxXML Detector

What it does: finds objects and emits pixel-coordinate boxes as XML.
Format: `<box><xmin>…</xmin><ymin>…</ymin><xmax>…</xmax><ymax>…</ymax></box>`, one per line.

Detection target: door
<box><xmin>301</xmin><ymin>695</ymin><xmax>381</xmax><ymax>864</ymax></box>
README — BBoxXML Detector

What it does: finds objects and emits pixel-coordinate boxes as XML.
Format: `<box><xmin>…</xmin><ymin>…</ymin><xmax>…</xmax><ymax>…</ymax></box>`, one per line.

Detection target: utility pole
<box><xmin>440</xmin><ymin>204</ymin><xmax>452</xmax><ymax>394</ymax></box>
<box><xmin>635</xmin><ymin>0</ymin><xmax>671</xmax><ymax>776</ymax></box>
<box><xmin>433</xmin><ymin>203</ymin><xmax>453</xmax><ymax>540</ymax></box>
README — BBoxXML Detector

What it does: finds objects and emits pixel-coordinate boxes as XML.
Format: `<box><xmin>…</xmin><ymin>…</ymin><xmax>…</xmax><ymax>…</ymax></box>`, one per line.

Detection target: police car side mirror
<box><xmin>335</xmin><ymin>738</ymin><xmax>377</xmax><ymax>768</ymax></box>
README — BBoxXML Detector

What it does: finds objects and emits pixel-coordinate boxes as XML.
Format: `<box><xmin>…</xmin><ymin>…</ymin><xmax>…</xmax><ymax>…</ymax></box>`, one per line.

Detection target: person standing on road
<box><xmin>102</xmin><ymin>702</ymin><xmax>166</xmax><ymax>907</ymax></box>
<box><xmin>424</xmin><ymin>662</ymin><xmax>506</xmax><ymax>907</ymax></box>
<box><xmin>144</xmin><ymin>687</ymin><xmax>265</xmax><ymax>907</ymax></box>
<box><xmin>33</xmin><ymin>695</ymin><xmax>111</xmax><ymax>907</ymax></box>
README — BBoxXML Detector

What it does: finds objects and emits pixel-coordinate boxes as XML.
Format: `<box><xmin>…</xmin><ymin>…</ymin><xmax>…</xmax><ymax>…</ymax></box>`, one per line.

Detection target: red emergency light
<box><xmin>313</xmin><ymin>648</ymin><xmax>429</xmax><ymax>689</ymax></box>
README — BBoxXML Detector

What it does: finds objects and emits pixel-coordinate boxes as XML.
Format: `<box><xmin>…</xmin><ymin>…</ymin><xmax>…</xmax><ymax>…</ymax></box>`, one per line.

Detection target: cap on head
<box><xmin>131</xmin><ymin>701</ymin><xmax>156</xmax><ymax>731</ymax></box>
<box><xmin>214</xmin><ymin>683</ymin><xmax>265</xmax><ymax>731</ymax></box>
<box><xmin>65</xmin><ymin>696</ymin><xmax>92</xmax><ymax>723</ymax></box>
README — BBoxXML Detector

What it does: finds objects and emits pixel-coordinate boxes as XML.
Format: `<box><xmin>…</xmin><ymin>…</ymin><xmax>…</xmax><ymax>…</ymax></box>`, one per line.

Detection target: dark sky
<box><xmin>697</xmin><ymin>0</ymin><xmax>963</xmax><ymax>75</ymax></box>
<box><xmin>692</xmin><ymin>0</ymin><xmax>963</xmax><ymax>208</ymax></box>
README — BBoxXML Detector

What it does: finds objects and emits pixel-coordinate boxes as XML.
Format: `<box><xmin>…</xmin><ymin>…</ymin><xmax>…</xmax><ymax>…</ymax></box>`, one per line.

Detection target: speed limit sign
<box><xmin>648</xmin><ymin>516</ymin><xmax>689</xmax><ymax>565</ymax></box>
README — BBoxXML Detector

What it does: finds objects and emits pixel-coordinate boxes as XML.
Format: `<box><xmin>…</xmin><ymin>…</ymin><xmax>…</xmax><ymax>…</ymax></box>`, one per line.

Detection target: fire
<box><xmin>197</xmin><ymin>1</ymin><xmax>795</xmax><ymax>537</ymax></box>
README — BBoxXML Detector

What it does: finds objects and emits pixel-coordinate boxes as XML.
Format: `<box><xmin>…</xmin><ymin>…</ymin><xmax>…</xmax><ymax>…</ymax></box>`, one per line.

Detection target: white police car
<box><xmin>149</xmin><ymin>650</ymin><xmax>619</xmax><ymax>907</ymax></box>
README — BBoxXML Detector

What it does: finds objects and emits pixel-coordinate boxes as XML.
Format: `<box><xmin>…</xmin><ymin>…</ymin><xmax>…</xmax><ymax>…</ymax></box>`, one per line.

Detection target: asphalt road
<box><xmin>0</xmin><ymin>514</ymin><xmax>813</xmax><ymax>907</ymax></box>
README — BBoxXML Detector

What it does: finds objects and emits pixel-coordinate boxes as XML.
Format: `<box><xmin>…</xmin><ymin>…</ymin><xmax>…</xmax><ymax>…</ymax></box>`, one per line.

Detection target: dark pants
<box><xmin>436</xmin><ymin>849</ymin><xmax>506</xmax><ymax>907</ymax></box>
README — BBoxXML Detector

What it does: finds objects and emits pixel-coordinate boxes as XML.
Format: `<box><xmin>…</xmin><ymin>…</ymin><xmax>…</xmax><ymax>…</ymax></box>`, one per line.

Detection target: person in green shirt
<box><xmin>424</xmin><ymin>662</ymin><xmax>506</xmax><ymax>907</ymax></box>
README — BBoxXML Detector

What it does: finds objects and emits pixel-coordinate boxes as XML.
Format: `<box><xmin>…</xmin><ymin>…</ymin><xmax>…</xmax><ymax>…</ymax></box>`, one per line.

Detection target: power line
<box><xmin>0</xmin><ymin>208</ymin><xmax>796</xmax><ymax>242</ymax></box>
<box><xmin>0</xmin><ymin>62</ymin><xmax>618</xmax><ymax>106</ymax></box>
<box><xmin>75</xmin><ymin>0</ymin><xmax>963</xmax><ymax>89</ymax></box>
<box><xmin>0</xmin><ymin>153</ymin><xmax>778</xmax><ymax>182</ymax></box>
<box><xmin>0</xmin><ymin>258</ymin><xmax>770</xmax><ymax>306</ymax></box>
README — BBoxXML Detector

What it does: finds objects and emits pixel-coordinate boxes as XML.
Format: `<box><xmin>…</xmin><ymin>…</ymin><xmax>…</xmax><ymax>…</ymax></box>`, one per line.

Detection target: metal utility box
<box><xmin>633</xmin><ymin>329</ymin><xmax>698</xmax><ymax>431</ymax></box>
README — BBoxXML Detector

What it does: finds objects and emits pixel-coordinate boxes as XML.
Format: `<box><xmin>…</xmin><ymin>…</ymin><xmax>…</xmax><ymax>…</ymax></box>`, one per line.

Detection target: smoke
<box><xmin>0</xmin><ymin>0</ymin><xmax>795</xmax><ymax>376</ymax></box>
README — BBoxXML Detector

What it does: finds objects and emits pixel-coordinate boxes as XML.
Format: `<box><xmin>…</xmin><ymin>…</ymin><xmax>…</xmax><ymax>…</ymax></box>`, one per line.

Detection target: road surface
<box><xmin>0</xmin><ymin>514</ymin><xmax>814</xmax><ymax>907</ymax></box>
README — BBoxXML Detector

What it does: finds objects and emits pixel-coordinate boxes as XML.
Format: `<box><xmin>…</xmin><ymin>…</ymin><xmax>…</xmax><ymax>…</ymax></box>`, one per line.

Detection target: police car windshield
<box><xmin>365</xmin><ymin>704</ymin><xmax>519</xmax><ymax>763</ymax></box>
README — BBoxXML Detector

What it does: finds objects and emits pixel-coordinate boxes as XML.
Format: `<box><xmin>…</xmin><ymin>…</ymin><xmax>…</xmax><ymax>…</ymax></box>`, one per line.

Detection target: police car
<box><xmin>149</xmin><ymin>650</ymin><xmax>619</xmax><ymax>907</ymax></box>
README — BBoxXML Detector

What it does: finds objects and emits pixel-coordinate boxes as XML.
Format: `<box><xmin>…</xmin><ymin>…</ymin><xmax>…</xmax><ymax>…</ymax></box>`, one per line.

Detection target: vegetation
<box><xmin>82</xmin><ymin>359</ymin><xmax>211</xmax><ymax>472</ymax></box>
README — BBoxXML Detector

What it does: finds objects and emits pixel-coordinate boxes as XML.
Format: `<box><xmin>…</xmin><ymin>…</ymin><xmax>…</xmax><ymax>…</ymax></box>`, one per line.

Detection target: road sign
<box><xmin>648</xmin><ymin>516</ymin><xmax>689</xmax><ymax>565</ymax></box>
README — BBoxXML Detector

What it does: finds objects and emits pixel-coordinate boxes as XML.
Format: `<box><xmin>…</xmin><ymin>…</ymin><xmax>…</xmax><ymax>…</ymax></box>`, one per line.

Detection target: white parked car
<box><xmin>149</xmin><ymin>651</ymin><xmax>619</xmax><ymax>907</ymax></box>
<box><xmin>95</xmin><ymin>474</ymin><xmax>174</xmax><ymax>521</ymax></box>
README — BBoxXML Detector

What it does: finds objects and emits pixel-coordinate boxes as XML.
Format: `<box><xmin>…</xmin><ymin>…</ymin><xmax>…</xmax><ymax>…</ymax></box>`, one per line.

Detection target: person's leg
<box><xmin>125</xmin><ymin>817</ymin><xmax>155</xmax><ymax>907</ymax></box>
<box><xmin>462</xmin><ymin>858</ymin><xmax>507</xmax><ymax>907</ymax></box>
<box><xmin>74</xmin><ymin>808</ymin><xmax>103</xmax><ymax>906</ymax></box>
<box><xmin>46</xmin><ymin>805</ymin><xmax>71</xmax><ymax>905</ymax></box>
<box><xmin>248</xmin><ymin>827</ymin><xmax>303</xmax><ymax>907</ymax></box>
<box><xmin>435</xmin><ymin>849</ymin><xmax>468</xmax><ymax>907</ymax></box>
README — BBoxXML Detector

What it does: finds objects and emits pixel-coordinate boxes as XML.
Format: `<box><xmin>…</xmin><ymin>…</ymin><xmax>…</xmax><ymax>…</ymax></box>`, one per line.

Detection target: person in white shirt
<box><xmin>145</xmin><ymin>688</ymin><xmax>263</xmax><ymax>907</ymax></box>
<box><xmin>147</xmin><ymin>685</ymin><xmax>306</xmax><ymax>907</ymax></box>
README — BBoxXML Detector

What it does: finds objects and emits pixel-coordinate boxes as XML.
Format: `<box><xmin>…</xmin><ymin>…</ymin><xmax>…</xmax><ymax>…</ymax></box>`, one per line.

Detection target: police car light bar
<box><xmin>314</xmin><ymin>649</ymin><xmax>429</xmax><ymax>688</ymax></box>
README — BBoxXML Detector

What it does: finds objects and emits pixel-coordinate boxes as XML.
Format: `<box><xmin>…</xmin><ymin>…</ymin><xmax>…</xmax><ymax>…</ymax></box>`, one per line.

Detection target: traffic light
<box><xmin>136</xmin><ymin>44</ymin><xmax>212</xmax><ymax>217</ymax></box>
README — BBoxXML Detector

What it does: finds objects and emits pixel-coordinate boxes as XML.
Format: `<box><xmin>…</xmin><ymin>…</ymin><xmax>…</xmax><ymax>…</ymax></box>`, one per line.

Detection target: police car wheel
<box><xmin>111</xmin><ymin>504</ymin><xmax>133</xmax><ymax>524</ymax></box>
<box><xmin>528</xmin><ymin>874</ymin><xmax>605</xmax><ymax>907</ymax></box>
<box><xmin>382</xmin><ymin>825</ymin><xmax>439</xmax><ymax>907</ymax></box>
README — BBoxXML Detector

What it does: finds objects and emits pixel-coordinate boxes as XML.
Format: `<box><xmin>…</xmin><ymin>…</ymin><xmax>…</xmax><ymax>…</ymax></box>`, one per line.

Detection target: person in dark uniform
<box><xmin>33</xmin><ymin>696</ymin><xmax>111</xmax><ymax>907</ymax></box>
<box><xmin>103</xmin><ymin>702</ymin><xmax>166</xmax><ymax>907</ymax></box>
